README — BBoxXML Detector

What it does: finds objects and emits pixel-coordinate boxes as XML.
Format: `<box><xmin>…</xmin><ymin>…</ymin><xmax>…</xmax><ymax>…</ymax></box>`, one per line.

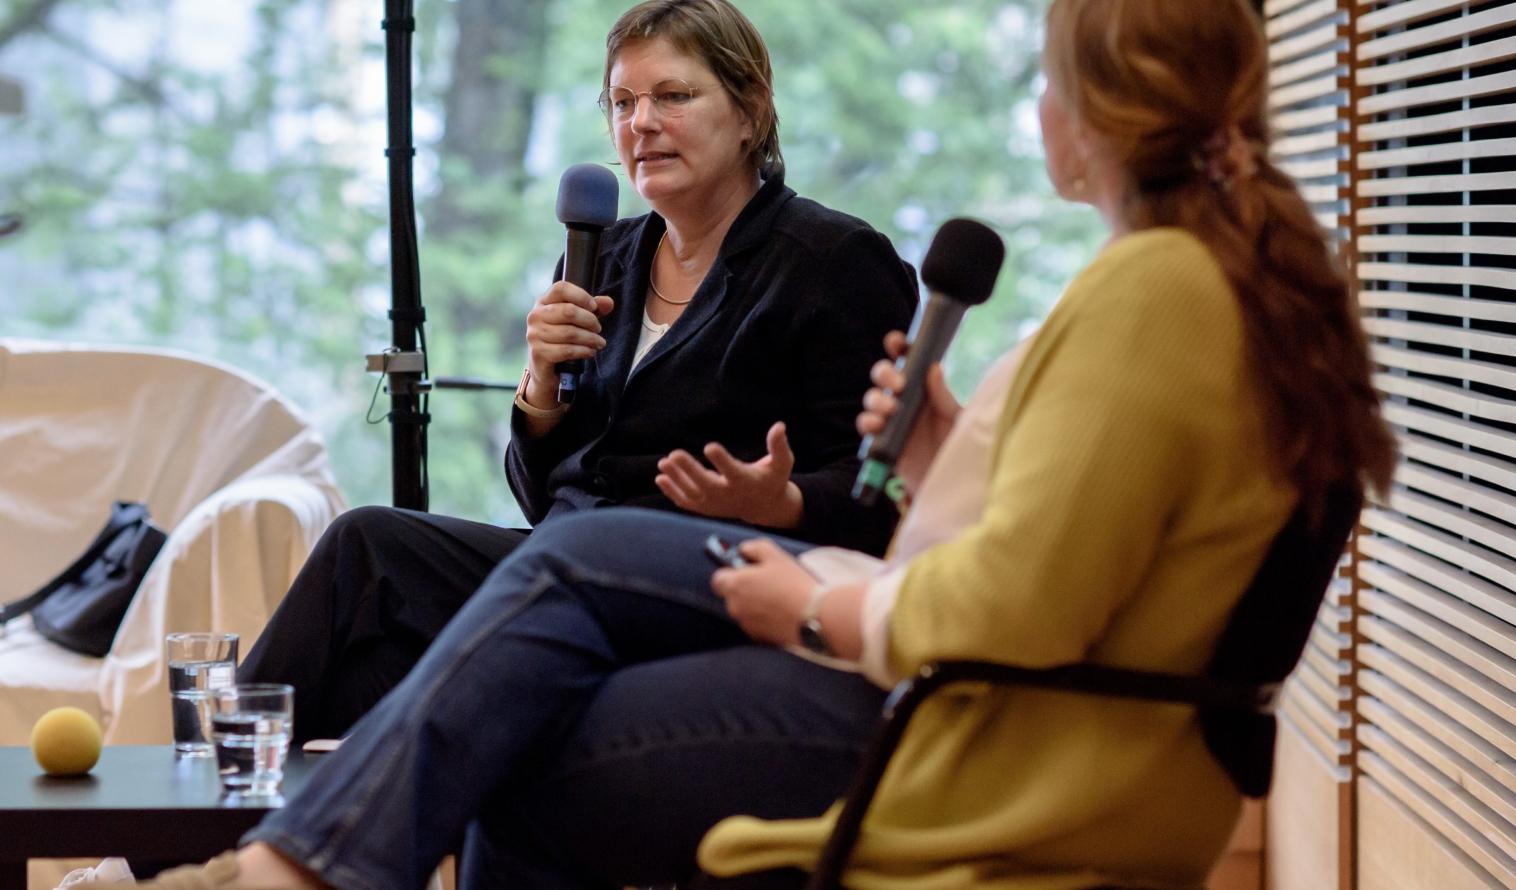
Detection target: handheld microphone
<box><xmin>853</xmin><ymin>218</ymin><xmax>1005</xmax><ymax>507</ymax></box>
<box><xmin>554</xmin><ymin>163</ymin><xmax>620</xmax><ymax>403</ymax></box>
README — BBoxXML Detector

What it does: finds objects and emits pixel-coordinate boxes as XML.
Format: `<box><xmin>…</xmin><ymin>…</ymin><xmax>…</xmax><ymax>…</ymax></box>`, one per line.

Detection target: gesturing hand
<box><xmin>709</xmin><ymin>539</ymin><xmax>815</xmax><ymax>647</ymax></box>
<box><xmin>656</xmin><ymin>421</ymin><xmax>804</xmax><ymax>530</ymax></box>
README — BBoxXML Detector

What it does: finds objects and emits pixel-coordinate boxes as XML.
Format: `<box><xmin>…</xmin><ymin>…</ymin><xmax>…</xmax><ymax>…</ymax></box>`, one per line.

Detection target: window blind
<box><xmin>1354</xmin><ymin>0</ymin><xmax>1516</xmax><ymax>886</ymax></box>
<box><xmin>1264</xmin><ymin>2</ymin><xmax>1359</xmax><ymax>886</ymax></box>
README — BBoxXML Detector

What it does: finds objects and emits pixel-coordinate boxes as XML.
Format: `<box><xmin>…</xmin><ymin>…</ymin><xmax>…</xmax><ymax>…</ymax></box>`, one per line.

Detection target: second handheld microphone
<box><xmin>853</xmin><ymin>218</ymin><xmax>1006</xmax><ymax>507</ymax></box>
<box><xmin>553</xmin><ymin>163</ymin><xmax>620</xmax><ymax>404</ymax></box>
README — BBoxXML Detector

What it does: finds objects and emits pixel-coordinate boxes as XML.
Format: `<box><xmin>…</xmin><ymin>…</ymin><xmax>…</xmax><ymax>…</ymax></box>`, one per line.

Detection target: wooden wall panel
<box><xmin>1268</xmin><ymin>718</ymin><xmax>1351</xmax><ymax>890</ymax></box>
<box><xmin>1359</xmin><ymin>778</ymin><xmax>1507</xmax><ymax>890</ymax></box>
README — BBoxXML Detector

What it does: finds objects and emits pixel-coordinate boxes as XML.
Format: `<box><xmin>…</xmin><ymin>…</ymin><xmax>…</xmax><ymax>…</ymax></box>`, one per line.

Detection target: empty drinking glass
<box><xmin>165</xmin><ymin>632</ymin><xmax>239</xmax><ymax>757</ymax></box>
<box><xmin>211</xmin><ymin>682</ymin><xmax>294</xmax><ymax>797</ymax></box>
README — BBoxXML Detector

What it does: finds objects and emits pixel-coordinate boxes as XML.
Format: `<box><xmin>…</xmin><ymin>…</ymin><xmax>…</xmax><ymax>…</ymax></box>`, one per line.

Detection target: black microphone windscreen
<box><xmin>920</xmin><ymin>218</ymin><xmax>1005</xmax><ymax>306</ymax></box>
<box><xmin>556</xmin><ymin>164</ymin><xmax>619</xmax><ymax>229</ymax></box>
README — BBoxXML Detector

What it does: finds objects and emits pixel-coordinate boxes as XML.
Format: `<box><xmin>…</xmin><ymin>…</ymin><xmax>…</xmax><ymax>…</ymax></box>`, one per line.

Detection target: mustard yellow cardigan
<box><xmin>699</xmin><ymin>228</ymin><xmax>1297</xmax><ymax>889</ymax></box>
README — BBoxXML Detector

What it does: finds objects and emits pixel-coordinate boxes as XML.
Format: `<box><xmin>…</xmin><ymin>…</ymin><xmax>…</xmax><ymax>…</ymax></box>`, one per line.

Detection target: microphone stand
<box><xmin>373</xmin><ymin>0</ymin><xmax>428</xmax><ymax>511</ymax></box>
<box><xmin>365</xmin><ymin>0</ymin><xmax>520</xmax><ymax>510</ymax></box>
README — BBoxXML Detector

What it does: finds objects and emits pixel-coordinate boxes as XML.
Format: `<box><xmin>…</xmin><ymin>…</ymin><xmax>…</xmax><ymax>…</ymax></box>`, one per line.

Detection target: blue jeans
<box><xmin>244</xmin><ymin>508</ymin><xmax>887</xmax><ymax>890</ymax></box>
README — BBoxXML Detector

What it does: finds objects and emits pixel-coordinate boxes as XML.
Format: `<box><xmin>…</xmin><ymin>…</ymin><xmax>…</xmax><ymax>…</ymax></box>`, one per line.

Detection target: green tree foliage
<box><xmin>0</xmin><ymin>0</ymin><xmax>1102</xmax><ymax>523</ymax></box>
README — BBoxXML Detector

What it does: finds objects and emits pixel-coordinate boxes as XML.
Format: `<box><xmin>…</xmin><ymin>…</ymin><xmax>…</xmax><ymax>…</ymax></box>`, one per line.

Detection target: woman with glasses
<box><xmin>236</xmin><ymin>0</ymin><xmax>916</xmax><ymax>744</ymax></box>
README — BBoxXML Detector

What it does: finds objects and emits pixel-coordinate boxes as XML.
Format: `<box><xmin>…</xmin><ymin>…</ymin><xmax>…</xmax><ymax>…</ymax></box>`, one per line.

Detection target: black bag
<box><xmin>0</xmin><ymin>501</ymin><xmax>168</xmax><ymax>657</ymax></box>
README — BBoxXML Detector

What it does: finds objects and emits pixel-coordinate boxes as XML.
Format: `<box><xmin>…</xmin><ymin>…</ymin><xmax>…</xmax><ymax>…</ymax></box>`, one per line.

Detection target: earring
<box><xmin>1068</xmin><ymin>149</ymin><xmax>1093</xmax><ymax>197</ymax></box>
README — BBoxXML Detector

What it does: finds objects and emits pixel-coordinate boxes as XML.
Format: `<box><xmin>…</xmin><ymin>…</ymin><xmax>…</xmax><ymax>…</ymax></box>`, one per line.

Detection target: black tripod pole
<box><xmin>383</xmin><ymin>0</ymin><xmax>428</xmax><ymax>510</ymax></box>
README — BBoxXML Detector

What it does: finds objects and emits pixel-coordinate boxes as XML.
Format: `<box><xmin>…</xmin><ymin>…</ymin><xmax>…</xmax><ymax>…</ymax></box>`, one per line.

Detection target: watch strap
<box><xmin>514</xmin><ymin>368</ymin><xmax>570</xmax><ymax>419</ymax></box>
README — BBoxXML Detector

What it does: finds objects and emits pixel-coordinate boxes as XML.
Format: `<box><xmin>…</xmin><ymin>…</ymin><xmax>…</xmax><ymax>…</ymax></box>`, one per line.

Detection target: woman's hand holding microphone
<box><xmin>519</xmin><ymin>282</ymin><xmax>615</xmax><ymax>434</ymax></box>
<box><xmin>856</xmin><ymin>330</ymin><xmax>962</xmax><ymax>501</ymax></box>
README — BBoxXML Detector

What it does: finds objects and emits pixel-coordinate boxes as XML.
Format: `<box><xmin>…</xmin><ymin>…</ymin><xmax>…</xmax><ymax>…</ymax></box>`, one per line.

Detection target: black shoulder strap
<box><xmin>0</xmin><ymin>501</ymin><xmax>153</xmax><ymax>624</ymax></box>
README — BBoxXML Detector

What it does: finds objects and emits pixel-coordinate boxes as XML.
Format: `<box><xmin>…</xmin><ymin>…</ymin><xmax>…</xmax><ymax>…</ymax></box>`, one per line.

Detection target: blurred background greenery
<box><xmin>0</xmin><ymin>0</ymin><xmax>1103</xmax><ymax>523</ymax></box>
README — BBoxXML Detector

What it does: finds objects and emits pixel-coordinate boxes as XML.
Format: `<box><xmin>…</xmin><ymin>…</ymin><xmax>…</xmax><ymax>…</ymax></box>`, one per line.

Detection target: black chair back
<box><xmin>792</xmin><ymin>481</ymin><xmax>1364</xmax><ymax>889</ymax></box>
<box><xmin>1200</xmin><ymin>482</ymin><xmax>1362</xmax><ymax>795</ymax></box>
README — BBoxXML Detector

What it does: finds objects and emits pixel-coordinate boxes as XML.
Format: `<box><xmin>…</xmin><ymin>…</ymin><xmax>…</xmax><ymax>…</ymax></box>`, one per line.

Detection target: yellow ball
<box><xmin>30</xmin><ymin>707</ymin><xmax>103</xmax><ymax>776</ymax></box>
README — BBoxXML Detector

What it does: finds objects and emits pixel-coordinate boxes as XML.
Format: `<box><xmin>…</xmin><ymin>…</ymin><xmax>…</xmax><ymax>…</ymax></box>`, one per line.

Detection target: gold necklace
<box><xmin>649</xmin><ymin>233</ymin><xmax>695</xmax><ymax>306</ymax></box>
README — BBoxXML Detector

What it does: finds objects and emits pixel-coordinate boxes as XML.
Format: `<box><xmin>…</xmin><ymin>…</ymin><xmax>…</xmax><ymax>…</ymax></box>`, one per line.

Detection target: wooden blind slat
<box><xmin>1364</xmin><ymin>770</ymin><xmax>1516</xmax><ymax>885</ymax></box>
<box><xmin>1267</xmin><ymin>0</ymin><xmax>1324</xmax><ymax>18</ymax></box>
<box><xmin>1360</xmin><ymin>558</ymin><xmax>1516</xmax><ymax>660</ymax></box>
<box><xmin>1387</xmin><ymin>487</ymin><xmax>1516</xmax><ymax>556</ymax></box>
<box><xmin>1360</xmin><ymin>288</ymin><xmax>1516</xmax><ymax>324</ymax></box>
<box><xmin>1320</xmin><ymin>598</ymin><xmax>1353</xmax><ymax>636</ymax></box>
<box><xmin>1311</xmin><ymin>621</ymin><xmax>1352</xmax><ymax>659</ymax></box>
<box><xmin>1370</xmin><ymin>342</ymin><xmax>1516</xmax><ymax>391</ymax></box>
<box><xmin>1395</xmin><ymin>463</ymin><xmax>1516</xmax><ymax>532</ymax></box>
<box><xmin>1359</xmin><ymin>5</ymin><xmax>1516</xmax><ymax>63</ymax></box>
<box><xmin>1359</xmin><ymin>103</ymin><xmax>1516</xmax><ymax>142</ymax></box>
<box><xmin>1363</xmin><ymin>589</ymin><xmax>1516</xmax><ymax>699</ymax></box>
<box><xmin>1301</xmin><ymin>183</ymin><xmax>1345</xmax><ymax>204</ymax></box>
<box><xmin>1359</xmin><ymin>205</ymin><xmax>1516</xmax><ymax>227</ymax></box>
<box><xmin>1360</xmin><ymin>528</ymin><xmax>1516</xmax><ymax>633</ymax></box>
<box><xmin>1358</xmin><ymin>34</ymin><xmax>1516</xmax><ymax>87</ymax></box>
<box><xmin>1303</xmin><ymin>633</ymin><xmax>1351</xmax><ymax>683</ymax></box>
<box><xmin>1380</xmin><ymin>403</ymin><xmax>1516</xmax><ymax>464</ymax></box>
<box><xmin>1303</xmin><ymin>653</ymin><xmax>1351</xmax><ymax>707</ymax></box>
<box><xmin>1371</xmin><ymin>345</ymin><xmax>1516</xmax><ymax>400</ymax></box>
<box><xmin>1360</xmin><ymin>647</ymin><xmax>1516</xmax><ymax>761</ymax></box>
<box><xmin>1269</xmin><ymin>0</ymin><xmax>1343</xmax><ymax>40</ymax></box>
<box><xmin>1361</xmin><ymin>618</ymin><xmax>1516</xmax><ymax>728</ymax></box>
<box><xmin>1357</xmin><ymin>0</ymin><xmax>1476</xmax><ymax>34</ymax></box>
<box><xmin>1397</xmin><ymin>436</ymin><xmax>1516</xmax><ymax>500</ymax></box>
<box><xmin>1273</xmin><ymin>104</ymin><xmax>1343</xmax><ymax>133</ymax></box>
<box><xmin>1362</xmin><ymin>697</ymin><xmax>1516</xmax><ymax>827</ymax></box>
<box><xmin>1281</xmin><ymin>682</ymin><xmax>1354</xmax><ymax>760</ymax></box>
<box><xmin>1270</xmin><ymin>72</ymin><xmax>1345</xmax><ymax>110</ymax></box>
<box><xmin>1363</xmin><ymin>671</ymin><xmax>1516</xmax><ymax>794</ymax></box>
<box><xmin>1272</xmin><ymin>50</ymin><xmax>1344</xmax><ymax>89</ymax></box>
<box><xmin>1271</xmin><ymin>22</ymin><xmax>1345</xmax><ymax>67</ymax></box>
<box><xmin>1359</xmin><ymin>726</ymin><xmax>1516</xmax><ymax>866</ymax></box>
<box><xmin>1359</xmin><ymin>70</ymin><xmax>1516</xmax><ymax>117</ymax></box>
<box><xmin>1374</xmin><ymin>373</ymin><xmax>1516</xmax><ymax>426</ymax></box>
<box><xmin>1359</xmin><ymin>138</ymin><xmax>1516</xmax><ymax>171</ymax></box>
<box><xmin>1361</xmin><ymin>508</ymin><xmax>1516</xmax><ymax>600</ymax></box>
<box><xmin>1280</xmin><ymin>157</ymin><xmax>1344</xmax><ymax>181</ymax></box>
<box><xmin>1297</xmin><ymin>653</ymin><xmax>1354</xmax><ymax>717</ymax></box>
<box><xmin>1361</xmin><ymin>260</ymin><xmax>1516</xmax><ymax>293</ymax></box>
<box><xmin>1275</xmin><ymin>129</ymin><xmax>1344</xmax><ymax>158</ymax></box>
<box><xmin>1358</xmin><ymin>171</ymin><xmax>1516</xmax><ymax>198</ymax></box>
<box><xmin>1361</xmin><ymin>233</ymin><xmax>1516</xmax><ymax>257</ymax></box>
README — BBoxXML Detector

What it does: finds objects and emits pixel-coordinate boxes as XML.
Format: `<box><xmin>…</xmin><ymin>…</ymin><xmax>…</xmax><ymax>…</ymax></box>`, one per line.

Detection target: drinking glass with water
<box><xmin>165</xmin><ymin>632</ymin><xmax>239</xmax><ymax>757</ymax></box>
<box><xmin>212</xmin><ymin>683</ymin><xmax>294</xmax><ymax>797</ymax></box>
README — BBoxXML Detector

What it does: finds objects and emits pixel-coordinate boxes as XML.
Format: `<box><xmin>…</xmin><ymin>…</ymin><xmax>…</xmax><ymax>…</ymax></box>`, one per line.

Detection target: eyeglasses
<box><xmin>598</xmin><ymin>79</ymin><xmax>702</xmax><ymax>122</ymax></box>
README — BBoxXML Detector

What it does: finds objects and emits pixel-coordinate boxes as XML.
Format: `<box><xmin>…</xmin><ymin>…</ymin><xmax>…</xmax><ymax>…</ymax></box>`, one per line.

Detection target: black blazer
<box><xmin>505</xmin><ymin>174</ymin><xmax>917</xmax><ymax>555</ymax></box>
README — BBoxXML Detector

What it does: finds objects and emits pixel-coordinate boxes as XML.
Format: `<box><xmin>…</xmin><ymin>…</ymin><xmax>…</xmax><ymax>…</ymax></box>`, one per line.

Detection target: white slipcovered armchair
<box><xmin>0</xmin><ymin>339</ymin><xmax>346</xmax><ymax>744</ymax></box>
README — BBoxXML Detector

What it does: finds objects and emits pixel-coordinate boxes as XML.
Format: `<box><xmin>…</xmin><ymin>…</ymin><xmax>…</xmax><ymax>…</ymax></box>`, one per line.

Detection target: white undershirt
<box><xmin>795</xmin><ymin>340</ymin><xmax>1032</xmax><ymax>687</ymax></box>
<box><xmin>631</xmin><ymin>307</ymin><xmax>672</xmax><ymax>374</ymax></box>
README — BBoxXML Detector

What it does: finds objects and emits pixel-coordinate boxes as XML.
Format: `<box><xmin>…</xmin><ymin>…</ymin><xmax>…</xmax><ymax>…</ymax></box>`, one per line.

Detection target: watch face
<box><xmin>799</xmin><ymin>618</ymin><xmax>832</xmax><ymax>657</ymax></box>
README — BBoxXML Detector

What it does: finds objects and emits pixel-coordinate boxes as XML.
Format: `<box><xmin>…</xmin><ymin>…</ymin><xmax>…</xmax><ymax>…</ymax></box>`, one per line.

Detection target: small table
<box><xmin>0</xmin><ymin>745</ymin><xmax>314</xmax><ymax>885</ymax></box>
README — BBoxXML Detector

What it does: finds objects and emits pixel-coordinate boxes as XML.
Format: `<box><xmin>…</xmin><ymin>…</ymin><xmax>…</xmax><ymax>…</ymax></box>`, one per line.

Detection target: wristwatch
<box><xmin>797</xmin><ymin>585</ymin><xmax>833</xmax><ymax>657</ymax></box>
<box><xmin>514</xmin><ymin>368</ymin><xmax>569</xmax><ymax>419</ymax></box>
